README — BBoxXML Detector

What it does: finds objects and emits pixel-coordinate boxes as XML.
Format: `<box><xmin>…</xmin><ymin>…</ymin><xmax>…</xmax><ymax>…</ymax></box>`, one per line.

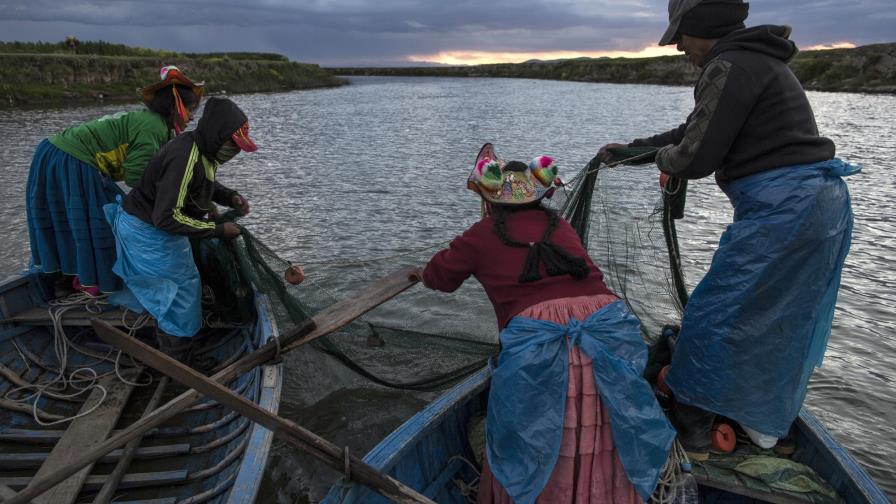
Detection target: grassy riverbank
<box><xmin>332</xmin><ymin>42</ymin><xmax>896</xmax><ymax>94</ymax></box>
<box><xmin>0</xmin><ymin>41</ymin><xmax>345</xmax><ymax>107</ymax></box>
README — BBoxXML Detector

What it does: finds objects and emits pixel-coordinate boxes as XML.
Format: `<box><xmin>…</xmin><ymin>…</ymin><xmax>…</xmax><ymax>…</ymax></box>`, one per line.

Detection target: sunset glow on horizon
<box><xmin>805</xmin><ymin>42</ymin><xmax>858</xmax><ymax>51</ymax></box>
<box><xmin>407</xmin><ymin>45</ymin><xmax>681</xmax><ymax>66</ymax></box>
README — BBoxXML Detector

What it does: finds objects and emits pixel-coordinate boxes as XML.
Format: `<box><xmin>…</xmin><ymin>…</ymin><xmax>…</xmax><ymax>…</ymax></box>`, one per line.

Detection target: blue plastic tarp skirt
<box><xmin>486</xmin><ymin>300</ymin><xmax>676</xmax><ymax>503</ymax></box>
<box><xmin>26</xmin><ymin>139</ymin><xmax>124</xmax><ymax>292</ymax></box>
<box><xmin>104</xmin><ymin>202</ymin><xmax>202</xmax><ymax>337</ymax></box>
<box><xmin>666</xmin><ymin>159</ymin><xmax>858</xmax><ymax>437</ymax></box>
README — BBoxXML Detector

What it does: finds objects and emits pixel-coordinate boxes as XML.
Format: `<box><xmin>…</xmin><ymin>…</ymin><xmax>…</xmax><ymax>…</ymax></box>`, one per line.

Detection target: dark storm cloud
<box><xmin>0</xmin><ymin>0</ymin><xmax>892</xmax><ymax>65</ymax></box>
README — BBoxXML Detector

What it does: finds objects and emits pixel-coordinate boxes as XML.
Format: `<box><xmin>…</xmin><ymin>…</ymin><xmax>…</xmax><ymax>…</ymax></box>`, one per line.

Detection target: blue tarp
<box><xmin>486</xmin><ymin>300</ymin><xmax>676</xmax><ymax>503</ymax></box>
<box><xmin>104</xmin><ymin>202</ymin><xmax>202</xmax><ymax>337</ymax></box>
<box><xmin>667</xmin><ymin>158</ymin><xmax>858</xmax><ymax>437</ymax></box>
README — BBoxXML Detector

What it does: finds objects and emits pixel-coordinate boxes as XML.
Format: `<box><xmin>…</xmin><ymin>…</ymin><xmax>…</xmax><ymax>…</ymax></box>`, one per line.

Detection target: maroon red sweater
<box><xmin>423</xmin><ymin>209</ymin><xmax>615</xmax><ymax>329</ymax></box>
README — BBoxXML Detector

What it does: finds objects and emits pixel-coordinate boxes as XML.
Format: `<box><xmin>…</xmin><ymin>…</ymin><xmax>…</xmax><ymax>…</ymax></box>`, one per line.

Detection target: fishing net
<box><xmin>195</xmin><ymin>148</ymin><xmax>689</xmax><ymax>392</ymax></box>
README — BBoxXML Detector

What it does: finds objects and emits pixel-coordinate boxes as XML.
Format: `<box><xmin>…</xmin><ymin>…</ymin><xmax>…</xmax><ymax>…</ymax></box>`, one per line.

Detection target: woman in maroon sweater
<box><xmin>420</xmin><ymin>145</ymin><xmax>673</xmax><ymax>504</ymax></box>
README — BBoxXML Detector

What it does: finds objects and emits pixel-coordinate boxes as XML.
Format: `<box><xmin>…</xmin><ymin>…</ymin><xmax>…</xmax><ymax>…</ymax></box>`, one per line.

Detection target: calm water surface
<box><xmin>1</xmin><ymin>77</ymin><xmax>893</xmax><ymax>501</ymax></box>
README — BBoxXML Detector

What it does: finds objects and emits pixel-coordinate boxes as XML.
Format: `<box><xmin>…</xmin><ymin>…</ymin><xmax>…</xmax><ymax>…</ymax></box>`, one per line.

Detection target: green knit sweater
<box><xmin>48</xmin><ymin>110</ymin><xmax>171</xmax><ymax>187</ymax></box>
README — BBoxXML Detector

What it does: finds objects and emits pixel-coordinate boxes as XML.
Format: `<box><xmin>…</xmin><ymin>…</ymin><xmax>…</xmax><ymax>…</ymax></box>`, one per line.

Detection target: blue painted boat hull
<box><xmin>323</xmin><ymin>366</ymin><xmax>889</xmax><ymax>504</ymax></box>
<box><xmin>0</xmin><ymin>272</ymin><xmax>282</xmax><ymax>503</ymax></box>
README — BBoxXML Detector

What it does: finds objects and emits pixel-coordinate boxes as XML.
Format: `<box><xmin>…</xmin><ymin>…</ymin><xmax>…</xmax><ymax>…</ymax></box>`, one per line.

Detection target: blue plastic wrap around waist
<box><xmin>667</xmin><ymin>158</ymin><xmax>857</xmax><ymax>437</ymax></box>
<box><xmin>485</xmin><ymin>300</ymin><xmax>675</xmax><ymax>503</ymax></box>
<box><xmin>722</xmin><ymin>158</ymin><xmax>860</xmax><ymax>210</ymax></box>
<box><xmin>104</xmin><ymin>202</ymin><xmax>202</xmax><ymax>337</ymax></box>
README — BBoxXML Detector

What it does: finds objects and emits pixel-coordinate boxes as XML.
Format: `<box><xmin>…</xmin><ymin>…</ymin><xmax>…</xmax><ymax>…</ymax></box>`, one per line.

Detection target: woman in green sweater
<box><xmin>26</xmin><ymin>66</ymin><xmax>203</xmax><ymax>296</ymax></box>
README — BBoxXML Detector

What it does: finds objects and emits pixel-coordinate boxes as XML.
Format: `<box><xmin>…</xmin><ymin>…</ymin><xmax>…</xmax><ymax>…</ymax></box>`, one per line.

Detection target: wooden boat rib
<box><xmin>322</xmin><ymin>366</ymin><xmax>890</xmax><ymax>504</ymax></box>
<box><xmin>0</xmin><ymin>273</ymin><xmax>283</xmax><ymax>503</ymax></box>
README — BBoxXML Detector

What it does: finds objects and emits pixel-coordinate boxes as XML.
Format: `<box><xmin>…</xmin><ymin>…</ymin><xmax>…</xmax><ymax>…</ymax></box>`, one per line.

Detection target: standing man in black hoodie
<box><xmin>599</xmin><ymin>0</ymin><xmax>858</xmax><ymax>458</ymax></box>
<box><xmin>105</xmin><ymin>97</ymin><xmax>257</xmax><ymax>349</ymax></box>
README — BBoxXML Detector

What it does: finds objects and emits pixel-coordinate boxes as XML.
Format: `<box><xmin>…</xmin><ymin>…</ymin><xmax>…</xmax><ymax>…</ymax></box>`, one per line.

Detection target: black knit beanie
<box><xmin>677</xmin><ymin>0</ymin><xmax>749</xmax><ymax>41</ymax></box>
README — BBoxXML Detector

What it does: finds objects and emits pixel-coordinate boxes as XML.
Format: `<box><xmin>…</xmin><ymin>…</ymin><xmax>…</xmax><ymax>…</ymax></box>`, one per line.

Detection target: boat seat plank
<box><xmin>694</xmin><ymin>473</ymin><xmax>814</xmax><ymax>504</ymax></box>
<box><xmin>3</xmin><ymin>308</ymin><xmax>154</xmax><ymax>328</ymax></box>
<box><xmin>0</xmin><ymin>443</ymin><xmax>191</xmax><ymax>470</ymax></box>
<box><xmin>114</xmin><ymin>500</ymin><xmax>178</xmax><ymax>504</ymax></box>
<box><xmin>29</xmin><ymin>374</ymin><xmax>136</xmax><ymax>504</ymax></box>
<box><xmin>0</xmin><ymin>470</ymin><xmax>189</xmax><ymax>492</ymax></box>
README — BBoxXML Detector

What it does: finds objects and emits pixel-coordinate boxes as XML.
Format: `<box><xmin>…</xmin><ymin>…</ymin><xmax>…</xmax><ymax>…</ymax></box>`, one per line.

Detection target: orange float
<box><xmin>284</xmin><ymin>265</ymin><xmax>305</xmax><ymax>285</ymax></box>
<box><xmin>711</xmin><ymin>423</ymin><xmax>737</xmax><ymax>454</ymax></box>
<box><xmin>657</xmin><ymin>365</ymin><xmax>672</xmax><ymax>396</ymax></box>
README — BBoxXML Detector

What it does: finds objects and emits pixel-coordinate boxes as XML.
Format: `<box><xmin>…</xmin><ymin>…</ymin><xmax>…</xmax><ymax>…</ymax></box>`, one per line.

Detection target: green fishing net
<box><xmin>194</xmin><ymin>148</ymin><xmax>689</xmax><ymax>391</ymax></box>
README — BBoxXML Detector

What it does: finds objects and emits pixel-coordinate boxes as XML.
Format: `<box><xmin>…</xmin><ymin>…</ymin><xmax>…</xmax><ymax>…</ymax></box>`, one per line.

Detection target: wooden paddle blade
<box><xmin>284</xmin><ymin>265</ymin><xmax>420</xmax><ymax>351</ymax></box>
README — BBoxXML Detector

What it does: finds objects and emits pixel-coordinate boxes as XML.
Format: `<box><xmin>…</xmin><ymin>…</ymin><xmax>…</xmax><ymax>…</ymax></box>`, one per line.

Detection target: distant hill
<box><xmin>0</xmin><ymin>40</ymin><xmax>345</xmax><ymax>106</ymax></box>
<box><xmin>331</xmin><ymin>43</ymin><xmax>896</xmax><ymax>94</ymax></box>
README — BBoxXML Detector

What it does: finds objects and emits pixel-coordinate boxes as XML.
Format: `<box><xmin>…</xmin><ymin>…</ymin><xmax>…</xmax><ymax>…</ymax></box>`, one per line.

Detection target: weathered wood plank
<box><xmin>94</xmin><ymin>376</ymin><xmax>169</xmax><ymax>504</ymax></box>
<box><xmin>0</xmin><ymin>470</ymin><xmax>188</xmax><ymax>492</ymax></box>
<box><xmin>0</xmin><ymin>483</ymin><xmax>16</xmax><ymax>502</ymax></box>
<box><xmin>0</xmin><ymin>442</ymin><xmax>189</xmax><ymax>470</ymax></box>
<box><xmin>30</xmin><ymin>373</ymin><xmax>136</xmax><ymax>504</ymax></box>
<box><xmin>4</xmin><ymin>307</ymin><xmax>156</xmax><ymax>328</ymax></box>
<box><xmin>694</xmin><ymin>473</ymin><xmax>813</xmax><ymax>504</ymax></box>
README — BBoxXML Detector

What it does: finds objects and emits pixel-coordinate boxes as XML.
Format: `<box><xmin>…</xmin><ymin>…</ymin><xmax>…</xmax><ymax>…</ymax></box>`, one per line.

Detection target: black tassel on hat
<box><xmin>494</xmin><ymin>207</ymin><xmax>590</xmax><ymax>284</ymax></box>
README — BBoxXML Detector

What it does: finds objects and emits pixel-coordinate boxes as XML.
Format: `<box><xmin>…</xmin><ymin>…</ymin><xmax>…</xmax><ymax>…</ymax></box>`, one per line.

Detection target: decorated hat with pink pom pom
<box><xmin>467</xmin><ymin>143</ymin><xmax>560</xmax><ymax>205</ymax></box>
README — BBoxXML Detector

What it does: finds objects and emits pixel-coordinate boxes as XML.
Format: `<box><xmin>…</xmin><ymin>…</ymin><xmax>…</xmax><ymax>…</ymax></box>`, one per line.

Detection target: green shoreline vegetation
<box><xmin>2</xmin><ymin>40</ymin><xmax>894</xmax><ymax>107</ymax></box>
<box><xmin>331</xmin><ymin>42</ymin><xmax>896</xmax><ymax>94</ymax></box>
<box><xmin>0</xmin><ymin>40</ymin><xmax>345</xmax><ymax>107</ymax></box>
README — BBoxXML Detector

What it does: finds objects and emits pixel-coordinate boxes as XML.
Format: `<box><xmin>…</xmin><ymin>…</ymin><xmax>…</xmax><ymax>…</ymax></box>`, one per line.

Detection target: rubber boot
<box><xmin>671</xmin><ymin>398</ymin><xmax>715</xmax><ymax>461</ymax></box>
<box><xmin>155</xmin><ymin>330</ymin><xmax>193</xmax><ymax>363</ymax></box>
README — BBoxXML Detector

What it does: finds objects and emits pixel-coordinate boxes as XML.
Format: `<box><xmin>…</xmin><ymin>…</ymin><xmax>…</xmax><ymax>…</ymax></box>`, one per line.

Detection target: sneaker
<box><xmin>742</xmin><ymin>425</ymin><xmax>778</xmax><ymax>449</ymax></box>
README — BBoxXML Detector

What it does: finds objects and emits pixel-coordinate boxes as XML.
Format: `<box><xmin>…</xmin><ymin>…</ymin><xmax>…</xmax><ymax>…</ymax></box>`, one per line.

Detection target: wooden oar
<box><xmin>91</xmin><ymin>318</ymin><xmax>435</xmax><ymax>504</ymax></box>
<box><xmin>3</xmin><ymin>266</ymin><xmax>419</xmax><ymax>504</ymax></box>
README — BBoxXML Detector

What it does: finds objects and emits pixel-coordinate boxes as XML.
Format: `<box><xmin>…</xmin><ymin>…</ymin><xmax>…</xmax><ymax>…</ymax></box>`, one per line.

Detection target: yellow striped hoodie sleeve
<box><xmin>151</xmin><ymin>143</ymin><xmax>222</xmax><ymax>238</ymax></box>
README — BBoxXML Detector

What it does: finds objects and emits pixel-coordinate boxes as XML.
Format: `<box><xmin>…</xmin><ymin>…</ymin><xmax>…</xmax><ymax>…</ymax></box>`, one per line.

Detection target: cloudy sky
<box><xmin>1</xmin><ymin>0</ymin><xmax>893</xmax><ymax>66</ymax></box>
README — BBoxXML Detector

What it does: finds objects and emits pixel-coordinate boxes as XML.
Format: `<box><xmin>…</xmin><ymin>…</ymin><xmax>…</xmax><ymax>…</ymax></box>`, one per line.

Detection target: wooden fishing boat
<box><xmin>322</xmin><ymin>366</ymin><xmax>890</xmax><ymax>504</ymax></box>
<box><xmin>0</xmin><ymin>271</ymin><xmax>282</xmax><ymax>503</ymax></box>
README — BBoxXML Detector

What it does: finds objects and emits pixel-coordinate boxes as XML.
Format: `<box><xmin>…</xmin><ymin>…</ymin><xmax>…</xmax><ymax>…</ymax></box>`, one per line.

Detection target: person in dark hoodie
<box><xmin>599</xmin><ymin>0</ymin><xmax>858</xmax><ymax>458</ymax></box>
<box><xmin>104</xmin><ymin>97</ymin><xmax>257</xmax><ymax>348</ymax></box>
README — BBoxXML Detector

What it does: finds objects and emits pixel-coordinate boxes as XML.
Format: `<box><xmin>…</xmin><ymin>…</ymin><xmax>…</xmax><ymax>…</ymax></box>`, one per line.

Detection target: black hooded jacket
<box><xmin>123</xmin><ymin>97</ymin><xmax>245</xmax><ymax>238</ymax></box>
<box><xmin>631</xmin><ymin>25</ymin><xmax>835</xmax><ymax>185</ymax></box>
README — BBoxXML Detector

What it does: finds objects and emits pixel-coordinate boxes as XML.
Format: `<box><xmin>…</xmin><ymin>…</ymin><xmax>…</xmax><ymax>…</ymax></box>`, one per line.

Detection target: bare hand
<box><xmin>231</xmin><ymin>194</ymin><xmax>251</xmax><ymax>216</ymax></box>
<box><xmin>597</xmin><ymin>143</ymin><xmax>627</xmax><ymax>162</ymax></box>
<box><xmin>220</xmin><ymin>222</ymin><xmax>242</xmax><ymax>240</ymax></box>
<box><xmin>408</xmin><ymin>267</ymin><xmax>425</xmax><ymax>283</ymax></box>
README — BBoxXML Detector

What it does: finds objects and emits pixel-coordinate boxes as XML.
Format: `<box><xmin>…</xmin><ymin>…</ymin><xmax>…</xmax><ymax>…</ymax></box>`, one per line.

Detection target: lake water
<box><xmin>1</xmin><ymin>76</ymin><xmax>894</xmax><ymax>501</ymax></box>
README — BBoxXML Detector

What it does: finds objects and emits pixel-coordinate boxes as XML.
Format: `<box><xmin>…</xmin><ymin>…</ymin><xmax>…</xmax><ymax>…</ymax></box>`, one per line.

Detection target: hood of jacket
<box><xmin>193</xmin><ymin>97</ymin><xmax>248</xmax><ymax>158</ymax></box>
<box><xmin>705</xmin><ymin>24</ymin><xmax>798</xmax><ymax>65</ymax></box>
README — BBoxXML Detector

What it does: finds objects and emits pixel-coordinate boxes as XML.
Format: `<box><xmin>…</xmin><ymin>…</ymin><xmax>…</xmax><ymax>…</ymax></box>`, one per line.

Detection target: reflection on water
<box><xmin>1</xmin><ymin>77</ymin><xmax>893</xmax><ymax>500</ymax></box>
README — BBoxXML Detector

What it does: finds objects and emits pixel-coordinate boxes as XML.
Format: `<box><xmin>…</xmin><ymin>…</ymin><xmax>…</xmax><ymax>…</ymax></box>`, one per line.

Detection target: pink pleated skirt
<box><xmin>478</xmin><ymin>294</ymin><xmax>644</xmax><ymax>504</ymax></box>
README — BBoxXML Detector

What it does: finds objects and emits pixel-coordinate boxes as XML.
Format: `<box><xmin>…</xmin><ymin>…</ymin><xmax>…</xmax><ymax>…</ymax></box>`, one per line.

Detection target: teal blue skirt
<box><xmin>26</xmin><ymin>139</ymin><xmax>123</xmax><ymax>292</ymax></box>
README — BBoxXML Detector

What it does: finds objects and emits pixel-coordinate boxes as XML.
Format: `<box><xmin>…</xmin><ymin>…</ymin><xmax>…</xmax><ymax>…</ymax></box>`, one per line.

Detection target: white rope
<box><xmin>447</xmin><ymin>455</ymin><xmax>480</xmax><ymax>504</ymax></box>
<box><xmin>3</xmin><ymin>293</ymin><xmax>150</xmax><ymax>426</ymax></box>
<box><xmin>650</xmin><ymin>440</ymin><xmax>692</xmax><ymax>504</ymax></box>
